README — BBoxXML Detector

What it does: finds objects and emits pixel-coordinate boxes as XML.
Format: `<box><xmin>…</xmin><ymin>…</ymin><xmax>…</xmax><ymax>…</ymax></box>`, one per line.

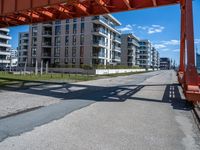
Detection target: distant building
<box><xmin>121</xmin><ymin>34</ymin><xmax>140</xmax><ymax>66</ymax></box>
<box><xmin>18</xmin><ymin>32</ymin><xmax>29</xmax><ymax>67</ymax></box>
<box><xmin>151</xmin><ymin>47</ymin><xmax>160</xmax><ymax>70</ymax></box>
<box><xmin>0</xmin><ymin>28</ymin><xmax>12</xmax><ymax>69</ymax></box>
<box><xmin>137</xmin><ymin>40</ymin><xmax>152</xmax><ymax>69</ymax></box>
<box><xmin>27</xmin><ymin>14</ymin><xmax>121</xmax><ymax>67</ymax></box>
<box><xmin>196</xmin><ymin>52</ymin><xmax>200</xmax><ymax>72</ymax></box>
<box><xmin>160</xmin><ymin>57</ymin><xmax>171</xmax><ymax>70</ymax></box>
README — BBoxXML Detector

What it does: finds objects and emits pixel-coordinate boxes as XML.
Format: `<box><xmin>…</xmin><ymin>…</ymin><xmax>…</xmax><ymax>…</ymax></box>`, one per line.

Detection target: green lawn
<box><xmin>0</xmin><ymin>71</ymin><xmax>149</xmax><ymax>87</ymax></box>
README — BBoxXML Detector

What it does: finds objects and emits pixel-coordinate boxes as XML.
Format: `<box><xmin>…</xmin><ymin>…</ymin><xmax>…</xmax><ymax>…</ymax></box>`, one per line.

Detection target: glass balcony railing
<box><xmin>93</xmin><ymin>41</ymin><xmax>106</xmax><ymax>46</ymax></box>
<box><xmin>93</xmin><ymin>28</ymin><xmax>107</xmax><ymax>35</ymax></box>
<box><xmin>42</xmin><ymin>31</ymin><xmax>52</xmax><ymax>35</ymax></box>
<box><xmin>93</xmin><ymin>16</ymin><xmax>116</xmax><ymax>29</ymax></box>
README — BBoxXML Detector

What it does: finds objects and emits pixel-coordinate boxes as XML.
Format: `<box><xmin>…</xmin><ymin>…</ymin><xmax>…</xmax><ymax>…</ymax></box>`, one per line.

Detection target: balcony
<box><xmin>42</xmin><ymin>31</ymin><xmax>52</xmax><ymax>36</ymax></box>
<box><xmin>93</xmin><ymin>41</ymin><xmax>106</xmax><ymax>47</ymax></box>
<box><xmin>93</xmin><ymin>28</ymin><xmax>107</xmax><ymax>36</ymax></box>
<box><xmin>113</xmin><ymin>37</ymin><xmax>121</xmax><ymax>43</ymax></box>
<box><xmin>42</xmin><ymin>42</ymin><xmax>52</xmax><ymax>47</ymax></box>
<box><xmin>0</xmin><ymin>42</ymin><xmax>11</xmax><ymax>48</ymax></box>
<box><xmin>113</xmin><ymin>46</ymin><xmax>121</xmax><ymax>52</ymax></box>
<box><xmin>112</xmin><ymin>56</ymin><xmax>121</xmax><ymax>61</ymax></box>
<box><xmin>0</xmin><ymin>34</ymin><xmax>12</xmax><ymax>40</ymax></box>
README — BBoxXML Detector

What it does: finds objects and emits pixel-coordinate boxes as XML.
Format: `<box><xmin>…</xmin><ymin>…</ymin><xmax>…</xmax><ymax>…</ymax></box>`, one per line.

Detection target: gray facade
<box><xmin>121</xmin><ymin>34</ymin><xmax>140</xmax><ymax>66</ymax></box>
<box><xmin>18</xmin><ymin>32</ymin><xmax>29</xmax><ymax>67</ymax></box>
<box><xmin>27</xmin><ymin>14</ymin><xmax>121</xmax><ymax>67</ymax></box>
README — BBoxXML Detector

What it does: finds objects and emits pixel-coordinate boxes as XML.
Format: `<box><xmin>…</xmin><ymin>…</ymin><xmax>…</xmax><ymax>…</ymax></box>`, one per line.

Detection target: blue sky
<box><xmin>9</xmin><ymin>0</ymin><xmax>200</xmax><ymax>65</ymax></box>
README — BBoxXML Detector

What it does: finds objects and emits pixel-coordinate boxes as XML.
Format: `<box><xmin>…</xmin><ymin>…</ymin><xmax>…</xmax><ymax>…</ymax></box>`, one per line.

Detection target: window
<box><xmin>31</xmin><ymin>48</ymin><xmax>37</xmax><ymax>57</ymax></box>
<box><xmin>81</xmin><ymin>23</ymin><xmax>84</xmax><ymax>33</ymax></box>
<box><xmin>65</xmin><ymin>58</ymin><xmax>68</xmax><ymax>64</ymax></box>
<box><xmin>55</xmin><ymin>37</ymin><xmax>61</xmax><ymax>46</ymax></box>
<box><xmin>72</xmin><ymin>47</ymin><xmax>76</xmax><ymax>57</ymax></box>
<box><xmin>80</xmin><ymin>58</ymin><xmax>84</xmax><ymax>65</ymax></box>
<box><xmin>80</xmin><ymin>34</ymin><xmax>84</xmax><ymax>45</ymax></box>
<box><xmin>80</xmin><ymin>46</ymin><xmax>84</xmax><ymax>57</ymax></box>
<box><xmin>32</xmin><ymin>27</ymin><xmax>37</xmax><ymax>36</ymax></box>
<box><xmin>65</xmin><ymin>36</ymin><xmax>69</xmax><ymax>45</ymax></box>
<box><xmin>72</xmin><ymin>58</ymin><xmax>76</xmax><ymax>64</ymax></box>
<box><xmin>65</xmin><ymin>47</ymin><xmax>68</xmax><ymax>57</ymax></box>
<box><xmin>66</xmin><ymin>24</ymin><xmax>69</xmax><ymax>34</ymax></box>
<box><xmin>73</xmin><ymin>24</ymin><xmax>77</xmax><ymax>34</ymax></box>
<box><xmin>55</xmin><ymin>26</ymin><xmax>61</xmax><ymax>35</ymax></box>
<box><xmin>66</xmin><ymin>19</ymin><xmax>70</xmax><ymax>23</ymax></box>
<box><xmin>55</xmin><ymin>20</ymin><xmax>61</xmax><ymax>24</ymax></box>
<box><xmin>54</xmin><ymin>47</ymin><xmax>60</xmax><ymax>57</ymax></box>
<box><xmin>73</xmin><ymin>35</ymin><xmax>76</xmax><ymax>45</ymax></box>
<box><xmin>54</xmin><ymin>58</ymin><xmax>60</xmax><ymax>64</ymax></box>
<box><xmin>73</xmin><ymin>18</ymin><xmax>77</xmax><ymax>22</ymax></box>
<box><xmin>81</xmin><ymin>17</ymin><xmax>85</xmax><ymax>22</ymax></box>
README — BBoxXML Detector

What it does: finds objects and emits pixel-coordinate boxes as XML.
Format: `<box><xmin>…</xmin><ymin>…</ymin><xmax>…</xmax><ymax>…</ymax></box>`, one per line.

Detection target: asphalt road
<box><xmin>0</xmin><ymin>70</ymin><xmax>199</xmax><ymax>150</ymax></box>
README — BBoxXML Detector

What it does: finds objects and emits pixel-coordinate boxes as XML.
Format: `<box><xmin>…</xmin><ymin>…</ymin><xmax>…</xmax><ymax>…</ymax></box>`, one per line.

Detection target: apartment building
<box><xmin>160</xmin><ymin>57</ymin><xmax>171</xmax><ymax>70</ymax></box>
<box><xmin>196</xmin><ymin>52</ymin><xmax>200</xmax><ymax>73</ymax></box>
<box><xmin>137</xmin><ymin>40</ymin><xmax>152</xmax><ymax>69</ymax></box>
<box><xmin>121</xmin><ymin>34</ymin><xmax>140</xmax><ymax>66</ymax></box>
<box><xmin>18</xmin><ymin>32</ymin><xmax>29</xmax><ymax>67</ymax></box>
<box><xmin>27</xmin><ymin>14</ymin><xmax>121</xmax><ymax>67</ymax></box>
<box><xmin>0</xmin><ymin>28</ymin><xmax>12</xmax><ymax>69</ymax></box>
<box><xmin>151</xmin><ymin>47</ymin><xmax>160</xmax><ymax>69</ymax></box>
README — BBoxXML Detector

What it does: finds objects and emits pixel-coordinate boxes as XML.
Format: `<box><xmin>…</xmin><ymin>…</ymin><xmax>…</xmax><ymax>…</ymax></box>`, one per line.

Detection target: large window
<box><xmin>72</xmin><ymin>47</ymin><xmax>76</xmax><ymax>57</ymax></box>
<box><xmin>54</xmin><ymin>47</ymin><xmax>60</xmax><ymax>57</ymax></box>
<box><xmin>73</xmin><ymin>24</ymin><xmax>77</xmax><ymax>34</ymax></box>
<box><xmin>55</xmin><ymin>26</ymin><xmax>61</xmax><ymax>35</ymax></box>
<box><xmin>55</xmin><ymin>37</ymin><xmax>61</xmax><ymax>46</ymax></box>
<box><xmin>80</xmin><ymin>46</ymin><xmax>84</xmax><ymax>57</ymax></box>
<box><xmin>66</xmin><ymin>24</ymin><xmax>69</xmax><ymax>34</ymax></box>
<box><xmin>65</xmin><ymin>47</ymin><xmax>68</xmax><ymax>57</ymax></box>
<box><xmin>81</xmin><ymin>23</ymin><xmax>85</xmax><ymax>33</ymax></box>
<box><xmin>80</xmin><ymin>34</ymin><xmax>84</xmax><ymax>45</ymax></box>
<box><xmin>65</xmin><ymin>36</ymin><xmax>69</xmax><ymax>45</ymax></box>
<box><xmin>73</xmin><ymin>35</ymin><xmax>76</xmax><ymax>45</ymax></box>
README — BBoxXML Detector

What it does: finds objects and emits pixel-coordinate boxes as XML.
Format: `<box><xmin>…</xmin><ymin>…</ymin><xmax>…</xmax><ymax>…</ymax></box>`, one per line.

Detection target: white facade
<box><xmin>0</xmin><ymin>28</ymin><xmax>12</xmax><ymax>69</ymax></box>
<box><xmin>137</xmin><ymin>40</ymin><xmax>152</xmax><ymax>69</ymax></box>
<box><xmin>27</xmin><ymin>14</ymin><xmax>121</xmax><ymax>67</ymax></box>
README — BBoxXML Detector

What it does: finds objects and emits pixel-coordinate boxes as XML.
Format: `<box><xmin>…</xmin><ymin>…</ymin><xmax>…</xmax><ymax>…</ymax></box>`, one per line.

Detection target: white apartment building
<box><xmin>18</xmin><ymin>32</ymin><xmax>29</xmax><ymax>67</ymax></box>
<box><xmin>0</xmin><ymin>28</ymin><xmax>12</xmax><ymax>69</ymax></box>
<box><xmin>151</xmin><ymin>47</ymin><xmax>160</xmax><ymax>69</ymax></box>
<box><xmin>121</xmin><ymin>34</ymin><xmax>140</xmax><ymax>66</ymax></box>
<box><xmin>137</xmin><ymin>40</ymin><xmax>152</xmax><ymax>69</ymax></box>
<box><xmin>27</xmin><ymin>14</ymin><xmax>121</xmax><ymax>67</ymax></box>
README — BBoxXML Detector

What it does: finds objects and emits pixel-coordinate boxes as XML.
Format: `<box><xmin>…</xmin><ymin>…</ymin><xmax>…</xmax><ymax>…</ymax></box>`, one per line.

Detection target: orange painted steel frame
<box><xmin>0</xmin><ymin>0</ymin><xmax>199</xmax><ymax>102</ymax></box>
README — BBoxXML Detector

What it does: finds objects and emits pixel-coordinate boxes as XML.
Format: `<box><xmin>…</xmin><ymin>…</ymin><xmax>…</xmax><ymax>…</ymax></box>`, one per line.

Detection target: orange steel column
<box><xmin>178</xmin><ymin>0</ymin><xmax>186</xmax><ymax>84</ymax></box>
<box><xmin>184</xmin><ymin>0</ymin><xmax>199</xmax><ymax>90</ymax></box>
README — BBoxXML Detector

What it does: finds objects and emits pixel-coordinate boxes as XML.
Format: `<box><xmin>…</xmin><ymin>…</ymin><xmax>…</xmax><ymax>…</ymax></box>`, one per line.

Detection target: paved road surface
<box><xmin>0</xmin><ymin>70</ymin><xmax>199</xmax><ymax>150</ymax></box>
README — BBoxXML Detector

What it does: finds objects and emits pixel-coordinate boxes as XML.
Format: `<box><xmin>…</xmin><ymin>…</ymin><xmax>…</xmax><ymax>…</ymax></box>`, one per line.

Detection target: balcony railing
<box><xmin>93</xmin><ymin>28</ymin><xmax>107</xmax><ymax>35</ymax></box>
<box><xmin>42</xmin><ymin>31</ymin><xmax>52</xmax><ymax>35</ymax></box>
<box><xmin>93</xmin><ymin>41</ymin><xmax>106</xmax><ymax>46</ymax></box>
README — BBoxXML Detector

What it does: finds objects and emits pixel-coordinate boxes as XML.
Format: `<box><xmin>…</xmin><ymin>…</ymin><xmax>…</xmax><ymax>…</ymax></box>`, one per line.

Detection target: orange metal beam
<box><xmin>0</xmin><ymin>0</ymin><xmax>180</xmax><ymax>27</ymax></box>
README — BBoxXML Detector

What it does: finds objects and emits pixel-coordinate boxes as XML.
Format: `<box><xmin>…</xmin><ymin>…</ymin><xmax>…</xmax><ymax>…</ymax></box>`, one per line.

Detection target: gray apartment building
<box><xmin>0</xmin><ymin>28</ymin><xmax>12</xmax><ymax>69</ymax></box>
<box><xmin>27</xmin><ymin>14</ymin><xmax>121</xmax><ymax>67</ymax></box>
<box><xmin>121</xmin><ymin>34</ymin><xmax>140</xmax><ymax>66</ymax></box>
<box><xmin>18</xmin><ymin>32</ymin><xmax>29</xmax><ymax>67</ymax></box>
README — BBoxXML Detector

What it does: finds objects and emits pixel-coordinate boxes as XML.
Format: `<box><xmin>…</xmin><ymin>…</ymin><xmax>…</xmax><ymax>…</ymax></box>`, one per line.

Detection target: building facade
<box><xmin>18</xmin><ymin>32</ymin><xmax>29</xmax><ymax>67</ymax></box>
<box><xmin>0</xmin><ymin>28</ymin><xmax>12</xmax><ymax>69</ymax></box>
<box><xmin>121</xmin><ymin>34</ymin><xmax>140</xmax><ymax>67</ymax></box>
<box><xmin>27</xmin><ymin>14</ymin><xmax>121</xmax><ymax>67</ymax></box>
<box><xmin>151</xmin><ymin>47</ymin><xmax>160</xmax><ymax>69</ymax></box>
<box><xmin>160</xmin><ymin>57</ymin><xmax>171</xmax><ymax>70</ymax></box>
<box><xmin>137</xmin><ymin>40</ymin><xmax>152</xmax><ymax>69</ymax></box>
<box><xmin>196</xmin><ymin>52</ymin><xmax>200</xmax><ymax>73</ymax></box>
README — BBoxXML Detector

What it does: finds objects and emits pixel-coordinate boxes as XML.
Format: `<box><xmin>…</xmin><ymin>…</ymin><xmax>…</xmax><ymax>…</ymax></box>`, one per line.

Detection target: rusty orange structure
<box><xmin>0</xmin><ymin>0</ymin><xmax>199</xmax><ymax>102</ymax></box>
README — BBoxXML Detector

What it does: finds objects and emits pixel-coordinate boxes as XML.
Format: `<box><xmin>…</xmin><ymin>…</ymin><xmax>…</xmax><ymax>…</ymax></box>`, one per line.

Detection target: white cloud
<box><xmin>161</xmin><ymin>40</ymin><xmax>180</xmax><ymax>46</ymax></box>
<box><xmin>137</xmin><ymin>24</ymin><xmax>165</xmax><ymax>34</ymax></box>
<box><xmin>173</xmin><ymin>49</ymin><xmax>180</xmax><ymax>52</ymax></box>
<box><xmin>161</xmin><ymin>48</ymin><xmax>170</xmax><ymax>52</ymax></box>
<box><xmin>118</xmin><ymin>24</ymin><xmax>133</xmax><ymax>32</ymax></box>
<box><xmin>195</xmin><ymin>39</ymin><xmax>200</xmax><ymax>44</ymax></box>
<box><xmin>154</xmin><ymin>44</ymin><xmax>166</xmax><ymax>49</ymax></box>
